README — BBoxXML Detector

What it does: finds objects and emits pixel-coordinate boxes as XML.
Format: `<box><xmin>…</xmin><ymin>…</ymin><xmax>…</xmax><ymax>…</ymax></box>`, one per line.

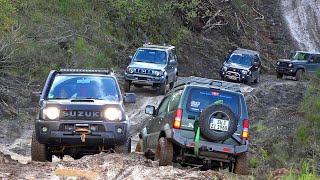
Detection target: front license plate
<box><xmin>210</xmin><ymin>118</ymin><xmax>229</xmax><ymax>131</ymax></box>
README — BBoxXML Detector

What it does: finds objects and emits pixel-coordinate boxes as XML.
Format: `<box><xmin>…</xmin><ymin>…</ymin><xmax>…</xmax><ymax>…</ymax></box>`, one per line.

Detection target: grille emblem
<box><xmin>62</xmin><ymin>111</ymin><xmax>101</xmax><ymax>118</ymax></box>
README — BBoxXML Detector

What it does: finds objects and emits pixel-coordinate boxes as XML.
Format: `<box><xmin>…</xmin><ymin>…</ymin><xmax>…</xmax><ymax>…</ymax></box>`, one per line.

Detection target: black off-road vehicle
<box><xmin>275</xmin><ymin>51</ymin><xmax>320</xmax><ymax>81</ymax></box>
<box><xmin>136</xmin><ymin>77</ymin><xmax>250</xmax><ymax>175</ymax></box>
<box><xmin>220</xmin><ymin>49</ymin><xmax>261</xmax><ymax>85</ymax></box>
<box><xmin>31</xmin><ymin>69</ymin><xmax>136</xmax><ymax>162</ymax></box>
<box><xmin>124</xmin><ymin>43</ymin><xmax>178</xmax><ymax>95</ymax></box>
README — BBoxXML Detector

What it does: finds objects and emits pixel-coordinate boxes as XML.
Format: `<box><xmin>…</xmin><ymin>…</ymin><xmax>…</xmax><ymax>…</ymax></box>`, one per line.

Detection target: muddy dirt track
<box><xmin>0</xmin><ymin>73</ymin><xmax>306</xmax><ymax>180</ymax></box>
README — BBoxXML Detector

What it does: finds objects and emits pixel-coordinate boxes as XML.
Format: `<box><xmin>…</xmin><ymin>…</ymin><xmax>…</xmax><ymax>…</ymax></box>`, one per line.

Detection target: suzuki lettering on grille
<box><xmin>62</xmin><ymin>111</ymin><xmax>101</xmax><ymax>118</ymax></box>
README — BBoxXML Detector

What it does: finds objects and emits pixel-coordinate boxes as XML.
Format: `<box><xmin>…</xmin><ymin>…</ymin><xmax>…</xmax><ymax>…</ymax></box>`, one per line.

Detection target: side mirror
<box><xmin>127</xmin><ymin>56</ymin><xmax>133</xmax><ymax>62</ymax></box>
<box><xmin>124</xmin><ymin>93</ymin><xmax>136</xmax><ymax>103</ymax></box>
<box><xmin>145</xmin><ymin>105</ymin><xmax>155</xmax><ymax>116</ymax></box>
<box><xmin>253</xmin><ymin>62</ymin><xmax>259</xmax><ymax>68</ymax></box>
<box><xmin>31</xmin><ymin>92</ymin><xmax>41</xmax><ymax>102</ymax></box>
<box><xmin>169</xmin><ymin>60</ymin><xmax>177</xmax><ymax>65</ymax></box>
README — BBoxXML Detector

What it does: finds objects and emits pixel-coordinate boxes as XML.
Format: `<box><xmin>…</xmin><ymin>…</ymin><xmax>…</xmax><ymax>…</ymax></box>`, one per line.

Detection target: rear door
<box><xmin>180</xmin><ymin>88</ymin><xmax>242</xmax><ymax>142</ymax></box>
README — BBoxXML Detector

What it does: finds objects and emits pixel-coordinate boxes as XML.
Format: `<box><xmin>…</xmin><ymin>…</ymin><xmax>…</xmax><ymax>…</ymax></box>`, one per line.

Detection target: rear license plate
<box><xmin>210</xmin><ymin>118</ymin><xmax>229</xmax><ymax>131</ymax></box>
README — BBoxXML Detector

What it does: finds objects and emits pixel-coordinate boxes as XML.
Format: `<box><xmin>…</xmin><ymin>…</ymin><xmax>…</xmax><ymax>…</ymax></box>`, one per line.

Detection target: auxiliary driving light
<box><xmin>42</xmin><ymin>126</ymin><xmax>48</xmax><ymax>133</ymax></box>
<box><xmin>117</xmin><ymin>127</ymin><xmax>123</xmax><ymax>134</ymax></box>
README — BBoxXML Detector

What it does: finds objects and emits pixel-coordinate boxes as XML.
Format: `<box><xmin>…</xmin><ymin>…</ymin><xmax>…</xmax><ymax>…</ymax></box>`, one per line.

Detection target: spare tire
<box><xmin>199</xmin><ymin>104</ymin><xmax>238</xmax><ymax>141</ymax></box>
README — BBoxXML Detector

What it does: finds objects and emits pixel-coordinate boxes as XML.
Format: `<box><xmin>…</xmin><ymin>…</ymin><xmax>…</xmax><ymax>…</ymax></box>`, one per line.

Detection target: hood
<box><xmin>224</xmin><ymin>62</ymin><xmax>250</xmax><ymax>70</ymax></box>
<box><xmin>128</xmin><ymin>61</ymin><xmax>166</xmax><ymax>70</ymax></box>
<box><xmin>278</xmin><ymin>59</ymin><xmax>308</xmax><ymax>63</ymax></box>
<box><xmin>43</xmin><ymin>99</ymin><xmax>122</xmax><ymax>110</ymax></box>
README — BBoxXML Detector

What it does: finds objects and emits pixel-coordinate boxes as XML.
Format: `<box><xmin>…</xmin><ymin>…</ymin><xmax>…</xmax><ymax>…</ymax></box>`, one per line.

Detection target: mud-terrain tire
<box><xmin>135</xmin><ymin>139</ymin><xmax>144</xmax><ymax>152</ymax></box>
<box><xmin>234</xmin><ymin>153</ymin><xmax>249</xmax><ymax>175</ymax></box>
<box><xmin>199</xmin><ymin>104</ymin><xmax>238</xmax><ymax>141</ymax></box>
<box><xmin>31</xmin><ymin>132</ymin><xmax>52</xmax><ymax>162</ymax></box>
<box><xmin>114</xmin><ymin>138</ymin><xmax>131</xmax><ymax>154</ymax></box>
<box><xmin>159</xmin><ymin>79</ymin><xmax>167</xmax><ymax>95</ymax></box>
<box><xmin>155</xmin><ymin>137</ymin><xmax>173</xmax><ymax>166</ymax></box>
<box><xmin>295</xmin><ymin>69</ymin><xmax>304</xmax><ymax>81</ymax></box>
<box><xmin>253</xmin><ymin>73</ymin><xmax>260</xmax><ymax>84</ymax></box>
<box><xmin>124</xmin><ymin>80</ymin><xmax>131</xmax><ymax>92</ymax></box>
<box><xmin>276</xmin><ymin>73</ymin><xmax>283</xmax><ymax>79</ymax></box>
<box><xmin>244</xmin><ymin>77</ymin><xmax>252</xmax><ymax>85</ymax></box>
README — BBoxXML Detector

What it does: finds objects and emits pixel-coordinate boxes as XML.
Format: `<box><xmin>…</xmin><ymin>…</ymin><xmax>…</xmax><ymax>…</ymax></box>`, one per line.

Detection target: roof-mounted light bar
<box><xmin>58</xmin><ymin>69</ymin><xmax>110</xmax><ymax>74</ymax></box>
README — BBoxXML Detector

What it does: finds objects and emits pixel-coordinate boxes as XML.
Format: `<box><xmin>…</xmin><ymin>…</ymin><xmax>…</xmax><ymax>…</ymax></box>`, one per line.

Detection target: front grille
<box><xmin>135</xmin><ymin>68</ymin><xmax>153</xmax><ymax>75</ymax></box>
<box><xmin>227</xmin><ymin>67</ymin><xmax>241</xmax><ymax>73</ymax></box>
<box><xmin>60</xmin><ymin>110</ymin><xmax>104</xmax><ymax>120</ymax></box>
<box><xmin>278</xmin><ymin>62</ymin><xmax>288</xmax><ymax>67</ymax></box>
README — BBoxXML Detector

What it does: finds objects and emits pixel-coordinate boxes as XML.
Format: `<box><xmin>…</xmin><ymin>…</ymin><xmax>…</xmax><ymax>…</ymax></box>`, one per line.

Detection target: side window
<box><xmin>168</xmin><ymin>51</ymin><xmax>173</xmax><ymax>61</ymax></box>
<box><xmin>311</xmin><ymin>55</ymin><xmax>320</xmax><ymax>63</ymax></box>
<box><xmin>157</xmin><ymin>95</ymin><xmax>171</xmax><ymax>116</ymax></box>
<box><xmin>168</xmin><ymin>90</ymin><xmax>183</xmax><ymax>112</ymax></box>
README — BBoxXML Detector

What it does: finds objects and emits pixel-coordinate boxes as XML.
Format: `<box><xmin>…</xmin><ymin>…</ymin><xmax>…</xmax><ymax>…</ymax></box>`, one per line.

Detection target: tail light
<box><xmin>242</xmin><ymin>119</ymin><xmax>249</xmax><ymax>140</ymax></box>
<box><xmin>173</xmin><ymin>108</ymin><xmax>183</xmax><ymax>129</ymax></box>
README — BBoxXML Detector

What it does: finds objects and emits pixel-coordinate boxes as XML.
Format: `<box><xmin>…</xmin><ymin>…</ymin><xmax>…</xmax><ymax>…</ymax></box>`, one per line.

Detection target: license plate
<box><xmin>210</xmin><ymin>118</ymin><xmax>229</xmax><ymax>131</ymax></box>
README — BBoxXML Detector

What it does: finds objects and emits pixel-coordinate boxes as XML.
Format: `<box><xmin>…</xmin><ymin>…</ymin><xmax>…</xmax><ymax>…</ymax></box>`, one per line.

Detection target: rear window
<box><xmin>187</xmin><ymin>88</ymin><xmax>240</xmax><ymax>116</ymax></box>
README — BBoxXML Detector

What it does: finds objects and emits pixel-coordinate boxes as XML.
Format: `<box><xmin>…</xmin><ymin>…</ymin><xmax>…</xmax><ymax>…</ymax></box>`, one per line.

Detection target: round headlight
<box><xmin>241</xmin><ymin>70</ymin><xmax>248</xmax><ymax>74</ymax></box>
<box><xmin>288</xmin><ymin>63</ymin><xmax>293</xmax><ymax>67</ymax></box>
<box><xmin>104</xmin><ymin>108</ymin><xmax>122</xmax><ymax>121</ymax></box>
<box><xmin>43</xmin><ymin>107</ymin><xmax>60</xmax><ymax>120</ymax></box>
<box><xmin>127</xmin><ymin>67</ymin><xmax>134</xmax><ymax>74</ymax></box>
<box><xmin>154</xmin><ymin>71</ymin><xmax>162</xmax><ymax>76</ymax></box>
<box><xmin>223</xmin><ymin>67</ymin><xmax>228</xmax><ymax>71</ymax></box>
<box><xmin>276</xmin><ymin>61</ymin><xmax>280</xmax><ymax>65</ymax></box>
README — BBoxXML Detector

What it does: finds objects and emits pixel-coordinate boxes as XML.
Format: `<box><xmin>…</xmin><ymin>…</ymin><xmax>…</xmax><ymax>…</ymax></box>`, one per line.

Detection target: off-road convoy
<box><xmin>31</xmin><ymin>69</ymin><xmax>136</xmax><ymax>162</ymax></box>
<box><xmin>275</xmin><ymin>51</ymin><xmax>320</xmax><ymax>81</ymax></box>
<box><xmin>136</xmin><ymin>76</ymin><xmax>249</xmax><ymax>175</ymax></box>
<box><xmin>29</xmin><ymin>44</ymin><xmax>320</xmax><ymax>175</ymax></box>
<box><xmin>124</xmin><ymin>44</ymin><xmax>178</xmax><ymax>95</ymax></box>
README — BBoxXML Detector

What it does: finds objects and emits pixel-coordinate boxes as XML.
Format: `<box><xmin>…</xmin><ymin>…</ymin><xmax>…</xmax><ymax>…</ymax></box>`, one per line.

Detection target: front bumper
<box><xmin>125</xmin><ymin>73</ymin><xmax>165</xmax><ymax>85</ymax></box>
<box><xmin>275</xmin><ymin>67</ymin><xmax>295</xmax><ymax>76</ymax></box>
<box><xmin>35</xmin><ymin>119</ymin><xmax>129</xmax><ymax>146</ymax></box>
<box><xmin>170</xmin><ymin>129</ymin><xmax>248</xmax><ymax>156</ymax></box>
<box><xmin>220</xmin><ymin>70</ymin><xmax>251</xmax><ymax>82</ymax></box>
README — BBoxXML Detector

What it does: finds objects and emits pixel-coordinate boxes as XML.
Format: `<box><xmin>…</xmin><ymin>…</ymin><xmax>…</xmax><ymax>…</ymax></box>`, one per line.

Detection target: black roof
<box><xmin>172</xmin><ymin>76</ymin><xmax>241</xmax><ymax>93</ymax></box>
<box><xmin>233</xmin><ymin>48</ymin><xmax>259</xmax><ymax>56</ymax></box>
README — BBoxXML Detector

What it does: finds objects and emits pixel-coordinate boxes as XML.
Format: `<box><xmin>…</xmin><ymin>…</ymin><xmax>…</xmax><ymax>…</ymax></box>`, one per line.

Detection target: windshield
<box><xmin>134</xmin><ymin>49</ymin><xmax>167</xmax><ymax>64</ymax></box>
<box><xmin>227</xmin><ymin>53</ymin><xmax>252</xmax><ymax>67</ymax></box>
<box><xmin>292</xmin><ymin>52</ymin><xmax>310</xmax><ymax>60</ymax></box>
<box><xmin>187</xmin><ymin>88</ymin><xmax>240</xmax><ymax>116</ymax></box>
<box><xmin>47</xmin><ymin>75</ymin><xmax>120</xmax><ymax>101</ymax></box>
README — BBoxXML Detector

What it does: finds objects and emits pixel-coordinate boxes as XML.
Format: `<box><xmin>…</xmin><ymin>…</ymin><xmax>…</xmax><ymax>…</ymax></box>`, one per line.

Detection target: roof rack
<box><xmin>58</xmin><ymin>68</ymin><xmax>111</xmax><ymax>74</ymax></box>
<box><xmin>173</xmin><ymin>76</ymin><xmax>241</xmax><ymax>92</ymax></box>
<box><xmin>142</xmin><ymin>43</ymin><xmax>174</xmax><ymax>49</ymax></box>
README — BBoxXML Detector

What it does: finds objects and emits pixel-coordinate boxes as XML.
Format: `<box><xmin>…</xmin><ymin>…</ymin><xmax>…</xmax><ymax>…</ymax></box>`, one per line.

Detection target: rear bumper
<box><xmin>125</xmin><ymin>73</ymin><xmax>165</xmax><ymax>85</ymax></box>
<box><xmin>35</xmin><ymin>119</ymin><xmax>129</xmax><ymax>146</ymax></box>
<box><xmin>275</xmin><ymin>67</ymin><xmax>296</xmax><ymax>76</ymax></box>
<box><xmin>170</xmin><ymin>129</ymin><xmax>248</xmax><ymax>156</ymax></box>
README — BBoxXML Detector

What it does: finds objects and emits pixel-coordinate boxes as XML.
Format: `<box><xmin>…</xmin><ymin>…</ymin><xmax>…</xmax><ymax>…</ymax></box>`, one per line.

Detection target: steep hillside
<box><xmin>0</xmin><ymin>0</ymin><xmax>292</xmax><ymax>79</ymax></box>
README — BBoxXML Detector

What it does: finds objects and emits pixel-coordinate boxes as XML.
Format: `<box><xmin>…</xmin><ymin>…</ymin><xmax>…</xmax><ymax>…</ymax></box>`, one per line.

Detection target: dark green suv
<box><xmin>136</xmin><ymin>76</ymin><xmax>249</xmax><ymax>175</ymax></box>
